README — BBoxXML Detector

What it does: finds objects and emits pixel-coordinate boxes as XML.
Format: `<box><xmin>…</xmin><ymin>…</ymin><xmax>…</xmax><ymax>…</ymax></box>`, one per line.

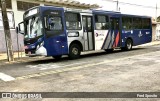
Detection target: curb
<box><xmin>136</xmin><ymin>41</ymin><xmax>160</xmax><ymax>47</ymax></box>
<box><xmin>0</xmin><ymin>56</ymin><xmax>46</xmax><ymax>66</ymax></box>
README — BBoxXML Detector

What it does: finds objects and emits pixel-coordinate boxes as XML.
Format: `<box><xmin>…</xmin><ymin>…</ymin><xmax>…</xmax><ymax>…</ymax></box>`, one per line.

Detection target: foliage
<box><xmin>157</xmin><ymin>16</ymin><xmax>160</xmax><ymax>22</ymax></box>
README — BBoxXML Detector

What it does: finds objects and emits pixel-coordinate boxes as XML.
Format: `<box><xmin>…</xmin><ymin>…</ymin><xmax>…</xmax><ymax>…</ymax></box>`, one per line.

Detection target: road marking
<box><xmin>15</xmin><ymin>53</ymin><xmax>144</xmax><ymax>80</ymax></box>
<box><xmin>27</xmin><ymin>61</ymin><xmax>88</xmax><ymax>70</ymax></box>
<box><xmin>10</xmin><ymin>51</ymin><xmax>160</xmax><ymax>81</ymax></box>
<box><xmin>0</xmin><ymin>72</ymin><xmax>15</xmax><ymax>81</ymax></box>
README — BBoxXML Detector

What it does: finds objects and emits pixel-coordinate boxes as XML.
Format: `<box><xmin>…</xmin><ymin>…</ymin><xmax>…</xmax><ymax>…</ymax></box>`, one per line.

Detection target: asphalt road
<box><xmin>0</xmin><ymin>45</ymin><xmax>160</xmax><ymax>101</ymax></box>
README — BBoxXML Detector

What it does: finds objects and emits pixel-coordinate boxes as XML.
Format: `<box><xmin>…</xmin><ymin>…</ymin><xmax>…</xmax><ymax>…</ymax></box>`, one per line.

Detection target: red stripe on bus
<box><xmin>115</xmin><ymin>32</ymin><xmax>120</xmax><ymax>47</ymax></box>
<box><xmin>113</xmin><ymin>32</ymin><xmax>120</xmax><ymax>47</ymax></box>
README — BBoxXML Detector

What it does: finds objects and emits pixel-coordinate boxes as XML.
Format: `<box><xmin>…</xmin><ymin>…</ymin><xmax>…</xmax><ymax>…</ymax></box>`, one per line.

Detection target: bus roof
<box><xmin>25</xmin><ymin>6</ymin><xmax>151</xmax><ymax>19</ymax></box>
<box><xmin>92</xmin><ymin>10</ymin><xmax>121</xmax><ymax>14</ymax></box>
<box><xmin>92</xmin><ymin>9</ymin><xmax>151</xmax><ymax>18</ymax></box>
<box><xmin>120</xmin><ymin>13</ymin><xmax>151</xmax><ymax>18</ymax></box>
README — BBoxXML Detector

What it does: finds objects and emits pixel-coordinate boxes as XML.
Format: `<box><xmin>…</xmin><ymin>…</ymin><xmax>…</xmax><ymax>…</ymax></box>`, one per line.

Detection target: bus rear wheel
<box><xmin>69</xmin><ymin>44</ymin><xmax>81</xmax><ymax>59</ymax></box>
<box><xmin>122</xmin><ymin>39</ymin><xmax>133</xmax><ymax>51</ymax></box>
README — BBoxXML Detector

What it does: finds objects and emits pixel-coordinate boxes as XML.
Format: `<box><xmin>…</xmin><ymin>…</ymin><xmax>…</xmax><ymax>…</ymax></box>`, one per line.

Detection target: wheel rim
<box><xmin>72</xmin><ymin>47</ymin><xmax>78</xmax><ymax>55</ymax></box>
<box><xmin>127</xmin><ymin>41</ymin><xmax>132</xmax><ymax>49</ymax></box>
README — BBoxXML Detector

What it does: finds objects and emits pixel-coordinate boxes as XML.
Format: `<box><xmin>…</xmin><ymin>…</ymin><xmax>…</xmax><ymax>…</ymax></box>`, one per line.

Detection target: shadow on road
<box><xmin>22</xmin><ymin>47</ymin><xmax>146</xmax><ymax>65</ymax></box>
<box><xmin>0</xmin><ymin>47</ymin><xmax>147</xmax><ymax>67</ymax></box>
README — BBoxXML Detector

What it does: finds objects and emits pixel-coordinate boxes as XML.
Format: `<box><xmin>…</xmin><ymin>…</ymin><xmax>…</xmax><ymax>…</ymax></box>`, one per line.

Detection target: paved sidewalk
<box><xmin>0</xmin><ymin>51</ymin><xmax>26</xmax><ymax>61</ymax></box>
<box><xmin>136</xmin><ymin>40</ymin><xmax>160</xmax><ymax>47</ymax></box>
<box><xmin>0</xmin><ymin>41</ymin><xmax>160</xmax><ymax>63</ymax></box>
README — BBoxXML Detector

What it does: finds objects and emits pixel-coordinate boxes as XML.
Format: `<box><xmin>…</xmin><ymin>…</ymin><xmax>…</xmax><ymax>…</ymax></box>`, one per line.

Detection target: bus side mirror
<box><xmin>18</xmin><ymin>22</ymin><xmax>24</xmax><ymax>35</ymax></box>
<box><xmin>44</xmin><ymin>17</ymin><xmax>48</xmax><ymax>29</ymax></box>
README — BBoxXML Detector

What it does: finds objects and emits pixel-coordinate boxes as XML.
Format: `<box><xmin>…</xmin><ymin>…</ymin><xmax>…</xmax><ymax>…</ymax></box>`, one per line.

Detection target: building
<box><xmin>155</xmin><ymin>22</ymin><xmax>160</xmax><ymax>40</ymax></box>
<box><xmin>152</xmin><ymin>18</ymin><xmax>160</xmax><ymax>41</ymax></box>
<box><xmin>0</xmin><ymin>0</ymin><xmax>99</xmax><ymax>52</ymax></box>
<box><xmin>0</xmin><ymin>0</ymin><xmax>156</xmax><ymax>53</ymax></box>
<box><xmin>152</xmin><ymin>21</ymin><xmax>157</xmax><ymax>41</ymax></box>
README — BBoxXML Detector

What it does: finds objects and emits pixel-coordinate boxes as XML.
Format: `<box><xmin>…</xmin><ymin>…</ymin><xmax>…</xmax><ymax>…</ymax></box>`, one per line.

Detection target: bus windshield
<box><xmin>24</xmin><ymin>16</ymin><xmax>43</xmax><ymax>39</ymax></box>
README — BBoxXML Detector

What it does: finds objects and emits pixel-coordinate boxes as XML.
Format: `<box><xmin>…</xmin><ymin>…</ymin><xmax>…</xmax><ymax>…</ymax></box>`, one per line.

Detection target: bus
<box><xmin>18</xmin><ymin>6</ymin><xmax>152</xmax><ymax>59</ymax></box>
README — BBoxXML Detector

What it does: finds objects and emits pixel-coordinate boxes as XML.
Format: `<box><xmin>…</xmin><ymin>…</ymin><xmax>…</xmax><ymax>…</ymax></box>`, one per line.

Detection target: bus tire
<box><xmin>123</xmin><ymin>39</ymin><xmax>133</xmax><ymax>51</ymax></box>
<box><xmin>69</xmin><ymin>43</ymin><xmax>81</xmax><ymax>59</ymax></box>
<box><xmin>52</xmin><ymin>55</ymin><xmax>62</xmax><ymax>59</ymax></box>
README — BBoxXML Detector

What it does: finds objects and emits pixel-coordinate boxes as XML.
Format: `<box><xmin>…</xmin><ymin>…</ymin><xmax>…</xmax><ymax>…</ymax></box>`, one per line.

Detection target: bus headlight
<box><xmin>40</xmin><ymin>41</ymin><xmax>44</xmax><ymax>46</ymax></box>
<box><xmin>36</xmin><ymin>41</ymin><xmax>44</xmax><ymax>50</ymax></box>
<box><xmin>31</xmin><ymin>45</ymin><xmax>35</xmax><ymax>49</ymax></box>
<box><xmin>37</xmin><ymin>45</ymin><xmax>40</xmax><ymax>49</ymax></box>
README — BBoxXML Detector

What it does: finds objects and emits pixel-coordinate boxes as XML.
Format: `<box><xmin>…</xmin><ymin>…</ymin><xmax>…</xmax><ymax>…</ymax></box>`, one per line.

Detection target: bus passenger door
<box><xmin>44</xmin><ymin>10</ymin><xmax>67</xmax><ymax>56</ymax></box>
<box><xmin>82</xmin><ymin>16</ymin><xmax>94</xmax><ymax>51</ymax></box>
<box><xmin>110</xmin><ymin>17</ymin><xmax>121</xmax><ymax>48</ymax></box>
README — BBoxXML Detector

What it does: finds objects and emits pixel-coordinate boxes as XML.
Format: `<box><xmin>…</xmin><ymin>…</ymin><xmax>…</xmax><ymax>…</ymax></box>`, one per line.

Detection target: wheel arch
<box><xmin>69</xmin><ymin>40</ymin><xmax>83</xmax><ymax>51</ymax></box>
<box><xmin>126</xmin><ymin>37</ymin><xmax>133</xmax><ymax>45</ymax></box>
<box><xmin>121</xmin><ymin>37</ymin><xmax>133</xmax><ymax>51</ymax></box>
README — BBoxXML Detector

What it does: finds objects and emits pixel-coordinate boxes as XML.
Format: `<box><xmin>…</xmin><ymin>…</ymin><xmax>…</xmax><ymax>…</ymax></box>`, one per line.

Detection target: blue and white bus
<box><xmin>18</xmin><ymin>6</ymin><xmax>152</xmax><ymax>59</ymax></box>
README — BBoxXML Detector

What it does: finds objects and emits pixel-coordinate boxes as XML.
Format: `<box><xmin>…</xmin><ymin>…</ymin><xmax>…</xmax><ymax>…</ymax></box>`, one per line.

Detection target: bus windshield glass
<box><xmin>24</xmin><ymin>16</ymin><xmax>43</xmax><ymax>39</ymax></box>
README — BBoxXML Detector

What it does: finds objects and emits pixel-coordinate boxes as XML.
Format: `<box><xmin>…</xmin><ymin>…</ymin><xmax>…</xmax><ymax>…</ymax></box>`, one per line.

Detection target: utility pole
<box><xmin>116</xmin><ymin>0</ymin><xmax>119</xmax><ymax>11</ymax></box>
<box><xmin>0</xmin><ymin>0</ymin><xmax>14</xmax><ymax>61</ymax></box>
<box><xmin>156</xmin><ymin>3</ymin><xmax>157</xmax><ymax>21</ymax></box>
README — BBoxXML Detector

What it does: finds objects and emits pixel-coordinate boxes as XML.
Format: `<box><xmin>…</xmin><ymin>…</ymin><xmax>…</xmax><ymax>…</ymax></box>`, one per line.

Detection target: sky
<box><xmin>75</xmin><ymin>0</ymin><xmax>160</xmax><ymax>18</ymax></box>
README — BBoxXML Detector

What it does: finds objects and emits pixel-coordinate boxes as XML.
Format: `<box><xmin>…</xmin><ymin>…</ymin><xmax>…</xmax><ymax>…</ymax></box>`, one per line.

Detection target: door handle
<box><xmin>56</xmin><ymin>41</ymin><xmax>60</xmax><ymax>43</ymax></box>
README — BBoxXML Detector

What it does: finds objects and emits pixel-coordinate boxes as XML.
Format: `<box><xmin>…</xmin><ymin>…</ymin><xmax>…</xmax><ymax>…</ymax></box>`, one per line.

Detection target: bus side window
<box><xmin>122</xmin><ymin>17</ymin><xmax>132</xmax><ymax>30</ymax></box>
<box><xmin>95</xmin><ymin>15</ymin><xmax>109</xmax><ymax>30</ymax></box>
<box><xmin>82</xmin><ymin>17</ymin><xmax>87</xmax><ymax>31</ymax></box>
<box><xmin>47</xmin><ymin>16</ymin><xmax>63</xmax><ymax>31</ymax></box>
<box><xmin>65</xmin><ymin>12</ymin><xmax>81</xmax><ymax>30</ymax></box>
<box><xmin>142</xmin><ymin>18</ymin><xmax>151</xmax><ymax>29</ymax></box>
<box><xmin>133</xmin><ymin>17</ymin><xmax>142</xmax><ymax>29</ymax></box>
<box><xmin>110</xmin><ymin>19</ymin><xmax>114</xmax><ymax>30</ymax></box>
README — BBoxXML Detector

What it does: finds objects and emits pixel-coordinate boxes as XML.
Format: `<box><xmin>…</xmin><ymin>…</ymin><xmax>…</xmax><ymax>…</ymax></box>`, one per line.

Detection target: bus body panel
<box><xmin>92</xmin><ymin>11</ymin><xmax>121</xmax><ymax>50</ymax></box>
<box><xmin>121</xmin><ymin>29</ymin><xmax>152</xmax><ymax>47</ymax></box>
<box><xmin>41</xmin><ymin>6</ymin><xmax>69</xmax><ymax>56</ymax></box>
<box><xmin>22</xmin><ymin>6</ymin><xmax>152</xmax><ymax>57</ymax></box>
<box><xmin>94</xmin><ymin>30</ymin><xmax>109</xmax><ymax>50</ymax></box>
<box><xmin>67</xmin><ymin>13</ymin><xmax>95</xmax><ymax>52</ymax></box>
<box><xmin>67</xmin><ymin>30</ymin><xmax>84</xmax><ymax>51</ymax></box>
<box><xmin>112</xmin><ymin>29</ymin><xmax>121</xmax><ymax>48</ymax></box>
<box><xmin>120</xmin><ymin>14</ymin><xmax>152</xmax><ymax>47</ymax></box>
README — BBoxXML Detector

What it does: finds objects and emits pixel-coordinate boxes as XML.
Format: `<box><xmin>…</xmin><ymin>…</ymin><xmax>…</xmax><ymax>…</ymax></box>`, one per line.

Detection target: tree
<box><xmin>157</xmin><ymin>16</ymin><xmax>160</xmax><ymax>22</ymax></box>
<box><xmin>0</xmin><ymin>0</ymin><xmax>14</xmax><ymax>61</ymax></box>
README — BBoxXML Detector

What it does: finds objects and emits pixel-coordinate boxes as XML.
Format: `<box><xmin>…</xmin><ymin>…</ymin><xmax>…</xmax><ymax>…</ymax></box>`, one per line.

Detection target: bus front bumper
<box><xmin>25</xmin><ymin>46</ymin><xmax>47</xmax><ymax>57</ymax></box>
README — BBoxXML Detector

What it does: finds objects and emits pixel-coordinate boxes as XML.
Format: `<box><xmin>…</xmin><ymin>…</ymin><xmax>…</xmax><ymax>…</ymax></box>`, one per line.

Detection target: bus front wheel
<box><xmin>69</xmin><ymin>44</ymin><xmax>81</xmax><ymax>59</ymax></box>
